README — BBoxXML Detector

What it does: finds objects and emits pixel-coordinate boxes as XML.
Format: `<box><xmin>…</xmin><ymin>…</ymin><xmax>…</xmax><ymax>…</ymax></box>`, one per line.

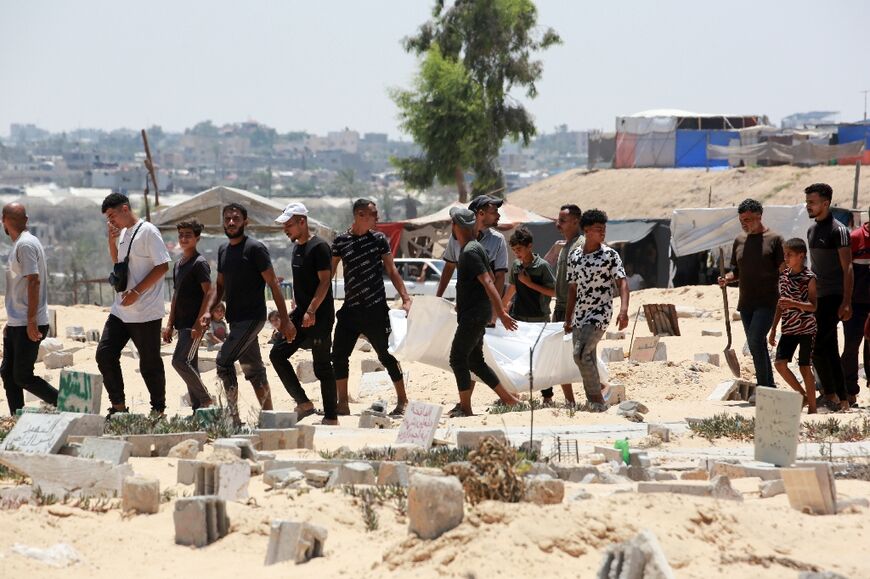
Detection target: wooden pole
<box><xmin>141</xmin><ymin>129</ymin><xmax>160</xmax><ymax>207</ymax></box>
<box><xmin>854</xmin><ymin>160</ymin><xmax>861</xmax><ymax>209</ymax></box>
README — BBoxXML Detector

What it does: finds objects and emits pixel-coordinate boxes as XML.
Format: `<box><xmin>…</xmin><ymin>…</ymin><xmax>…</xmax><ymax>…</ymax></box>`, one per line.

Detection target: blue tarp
<box><xmin>675</xmin><ymin>130</ymin><xmax>739</xmax><ymax>168</ymax></box>
<box><xmin>838</xmin><ymin>123</ymin><xmax>870</xmax><ymax>147</ymax></box>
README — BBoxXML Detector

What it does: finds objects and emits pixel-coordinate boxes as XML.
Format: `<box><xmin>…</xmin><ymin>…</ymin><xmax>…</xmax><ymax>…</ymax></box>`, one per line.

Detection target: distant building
<box><xmin>10</xmin><ymin>123</ymin><xmax>50</xmax><ymax>143</ymax></box>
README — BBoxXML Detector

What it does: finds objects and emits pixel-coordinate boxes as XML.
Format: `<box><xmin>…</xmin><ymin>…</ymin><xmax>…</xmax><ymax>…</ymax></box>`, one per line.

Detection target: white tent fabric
<box><xmin>388</xmin><ymin>296</ymin><xmax>609</xmax><ymax>394</ymax></box>
<box><xmin>671</xmin><ymin>204</ymin><xmax>813</xmax><ymax>258</ymax></box>
<box><xmin>616</xmin><ymin>115</ymin><xmax>677</xmax><ymax>135</ymax></box>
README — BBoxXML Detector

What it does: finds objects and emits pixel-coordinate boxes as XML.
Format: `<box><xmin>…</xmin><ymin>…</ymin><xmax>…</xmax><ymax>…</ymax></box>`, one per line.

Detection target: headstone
<box><xmin>85</xmin><ymin>329</ymin><xmax>101</xmax><ymax>343</ymax></box>
<box><xmin>65</xmin><ymin>326</ymin><xmax>85</xmax><ymax>339</ymax></box>
<box><xmin>358</xmin><ymin>410</ymin><xmax>391</xmax><ymax>429</ymax></box>
<box><xmin>122</xmin><ymin>476</ymin><xmax>160</xmax><ymax>514</ymax></box>
<box><xmin>259</xmin><ymin>411</ymin><xmax>298</xmax><ymax>429</ymax></box>
<box><xmin>57</xmin><ymin>370</ymin><xmax>103</xmax><ymax>414</ymax></box>
<box><xmin>79</xmin><ymin>437</ymin><xmax>132</xmax><ymax>465</ymax></box>
<box><xmin>408</xmin><ymin>474</ymin><xmax>464</xmax><ymax>540</ymax></box>
<box><xmin>297</xmin><ymin>425</ymin><xmax>316</xmax><ymax>450</ymax></box>
<box><xmin>754</xmin><ymin>386</ymin><xmax>802</xmax><ymax>467</ymax></box>
<box><xmin>256</xmin><ymin>428</ymin><xmax>299</xmax><ymax>451</ymax></box>
<box><xmin>174</xmin><ymin>497</ymin><xmax>229</xmax><ymax>547</ymax></box>
<box><xmin>360</xmin><ymin>359</ymin><xmax>385</xmax><ymax>374</ymax></box>
<box><xmin>377</xmin><ymin>462</ymin><xmax>410</xmax><ymax>487</ymax></box>
<box><xmin>629</xmin><ymin>336</ymin><xmax>660</xmax><ymax>362</ymax></box>
<box><xmin>177</xmin><ymin>459</ymin><xmax>203</xmax><ymax>484</ymax></box>
<box><xmin>264</xmin><ymin>520</ymin><xmax>327</xmax><ymax>565</ymax></box>
<box><xmin>523</xmin><ymin>475</ymin><xmax>564</xmax><ymax>505</ymax></box>
<box><xmin>216</xmin><ymin>462</ymin><xmax>250</xmax><ymax>501</ymax></box>
<box><xmin>782</xmin><ymin>463</ymin><xmax>837</xmax><ymax>515</ymax></box>
<box><xmin>395</xmin><ymin>401</ymin><xmax>442</xmax><ymax>449</ymax></box>
<box><xmin>295</xmin><ymin>360</ymin><xmax>316</xmax><ymax>384</ymax></box>
<box><xmin>456</xmin><ymin>429</ymin><xmax>505</xmax><ymax>450</ymax></box>
<box><xmin>358</xmin><ymin>370</ymin><xmax>397</xmax><ymax>398</ymax></box>
<box><xmin>707</xmin><ymin>380</ymin><xmax>739</xmax><ymax>401</ymax></box>
<box><xmin>37</xmin><ymin>338</ymin><xmax>63</xmax><ymax>363</ymax></box>
<box><xmin>602</xmin><ymin>347</ymin><xmax>624</xmax><ymax>363</ymax></box>
<box><xmin>327</xmin><ymin>462</ymin><xmax>376</xmax><ymax>487</ymax></box>
<box><xmin>44</xmin><ymin>351</ymin><xmax>74</xmax><ymax>370</ymax></box>
<box><xmin>0</xmin><ymin>413</ymin><xmax>78</xmax><ymax>454</ymax></box>
<box><xmin>0</xmin><ymin>451</ymin><xmax>132</xmax><ymax>497</ymax></box>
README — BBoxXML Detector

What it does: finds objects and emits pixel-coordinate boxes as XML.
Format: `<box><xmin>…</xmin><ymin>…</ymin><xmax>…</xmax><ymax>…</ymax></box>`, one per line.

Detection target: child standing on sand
<box><xmin>769</xmin><ymin>238</ymin><xmax>818</xmax><ymax>413</ymax></box>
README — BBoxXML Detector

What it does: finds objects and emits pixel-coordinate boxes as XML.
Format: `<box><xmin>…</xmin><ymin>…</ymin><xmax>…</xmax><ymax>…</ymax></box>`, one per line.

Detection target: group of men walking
<box><xmin>722</xmin><ymin>183</ymin><xmax>870</xmax><ymax>412</ymax></box>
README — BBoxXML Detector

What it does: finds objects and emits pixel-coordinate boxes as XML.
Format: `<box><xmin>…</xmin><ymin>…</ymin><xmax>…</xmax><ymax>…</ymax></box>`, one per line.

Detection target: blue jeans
<box><xmin>740</xmin><ymin>306</ymin><xmax>775</xmax><ymax>387</ymax></box>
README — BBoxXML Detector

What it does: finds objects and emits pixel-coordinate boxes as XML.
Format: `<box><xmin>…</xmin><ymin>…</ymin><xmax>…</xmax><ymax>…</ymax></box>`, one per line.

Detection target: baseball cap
<box><xmin>449</xmin><ymin>207</ymin><xmax>476</xmax><ymax>228</ymax></box>
<box><xmin>468</xmin><ymin>195</ymin><xmax>504</xmax><ymax>212</ymax></box>
<box><xmin>275</xmin><ymin>202</ymin><xmax>309</xmax><ymax>224</ymax></box>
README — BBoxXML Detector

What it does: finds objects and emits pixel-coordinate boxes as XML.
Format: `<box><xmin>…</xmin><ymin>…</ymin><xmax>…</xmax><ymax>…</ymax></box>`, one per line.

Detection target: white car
<box><xmin>332</xmin><ymin>258</ymin><xmax>457</xmax><ymax>301</ymax></box>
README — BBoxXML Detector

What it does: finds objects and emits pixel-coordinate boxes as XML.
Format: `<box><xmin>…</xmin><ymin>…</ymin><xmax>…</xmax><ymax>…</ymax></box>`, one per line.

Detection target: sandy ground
<box><xmin>508</xmin><ymin>165</ymin><xmax>869</xmax><ymax>220</ymax></box>
<box><xmin>1</xmin><ymin>285</ymin><xmax>869</xmax><ymax>578</ymax></box>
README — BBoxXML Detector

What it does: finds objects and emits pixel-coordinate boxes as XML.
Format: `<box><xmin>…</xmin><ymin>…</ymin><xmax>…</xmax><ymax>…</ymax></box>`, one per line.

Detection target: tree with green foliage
<box><xmin>391</xmin><ymin>0</ymin><xmax>560</xmax><ymax>202</ymax></box>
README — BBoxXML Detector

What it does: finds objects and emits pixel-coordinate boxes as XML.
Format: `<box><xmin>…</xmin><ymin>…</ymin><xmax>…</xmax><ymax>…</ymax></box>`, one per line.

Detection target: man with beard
<box><xmin>97</xmin><ymin>193</ymin><xmax>171</xmax><ymax>417</ymax></box>
<box><xmin>208</xmin><ymin>203</ymin><xmax>291</xmax><ymax>423</ymax></box>
<box><xmin>805</xmin><ymin>183</ymin><xmax>853</xmax><ymax>411</ymax></box>
<box><xmin>1</xmin><ymin>202</ymin><xmax>58</xmax><ymax>415</ymax></box>
<box><xmin>269</xmin><ymin>203</ymin><xmax>338</xmax><ymax>424</ymax></box>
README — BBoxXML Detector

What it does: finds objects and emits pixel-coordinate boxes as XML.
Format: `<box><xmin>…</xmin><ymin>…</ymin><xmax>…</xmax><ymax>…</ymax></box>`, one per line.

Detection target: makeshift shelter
<box><xmin>400</xmin><ymin>201</ymin><xmax>555</xmax><ymax>258</ymax></box>
<box><xmin>837</xmin><ymin>121</ymin><xmax>870</xmax><ymax>164</ymax></box>
<box><xmin>615</xmin><ymin>110</ymin><xmax>767</xmax><ymax>169</ymax></box>
<box><xmin>152</xmin><ymin>186</ymin><xmax>335</xmax><ymax>239</ymax></box>
<box><xmin>605</xmin><ymin>220</ymin><xmax>671</xmax><ymax>289</ymax></box>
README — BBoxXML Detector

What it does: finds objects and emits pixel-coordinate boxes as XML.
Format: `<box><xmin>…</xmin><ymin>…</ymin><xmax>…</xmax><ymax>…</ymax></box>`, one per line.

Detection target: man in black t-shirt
<box><xmin>270</xmin><ymin>202</ymin><xmax>339</xmax><ymax>424</ymax></box>
<box><xmin>448</xmin><ymin>207</ymin><xmax>521</xmax><ymax>418</ymax></box>
<box><xmin>208</xmin><ymin>203</ymin><xmax>292</xmax><ymax>424</ymax></box>
<box><xmin>163</xmin><ymin>219</ymin><xmax>213</xmax><ymax>411</ymax></box>
<box><xmin>331</xmin><ymin>199</ymin><xmax>412</xmax><ymax>416</ymax></box>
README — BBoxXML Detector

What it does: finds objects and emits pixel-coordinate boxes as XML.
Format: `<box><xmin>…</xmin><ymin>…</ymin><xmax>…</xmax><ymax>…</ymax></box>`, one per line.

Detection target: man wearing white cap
<box><xmin>207</xmin><ymin>202</ymin><xmax>292</xmax><ymax>424</ymax></box>
<box><xmin>270</xmin><ymin>202</ymin><xmax>339</xmax><ymax>425</ymax></box>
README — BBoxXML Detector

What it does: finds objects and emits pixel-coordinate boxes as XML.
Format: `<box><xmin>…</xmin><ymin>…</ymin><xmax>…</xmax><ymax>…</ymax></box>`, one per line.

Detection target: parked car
<box><xmin>331</xmin><ymin>258</ymin><xmax>457</xmax><ymax>301</ymax></box>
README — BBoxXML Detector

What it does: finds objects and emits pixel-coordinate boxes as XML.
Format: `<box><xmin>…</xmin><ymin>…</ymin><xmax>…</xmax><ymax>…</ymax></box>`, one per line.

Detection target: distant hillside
<box><xmin>508</xmin><ymin>165</ymin><xmax>868</xmax><ymax>220</ymax></box>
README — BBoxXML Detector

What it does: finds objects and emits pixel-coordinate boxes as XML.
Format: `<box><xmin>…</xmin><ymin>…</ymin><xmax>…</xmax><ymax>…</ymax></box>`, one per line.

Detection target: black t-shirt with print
<box><xmin>331</xmin><ymin>230</ymin><xmax>390</xmax><ymax>309</ymax></box>
<box><xmin>173</xmin><ymin>253</ymin><xmax>211</xmax><ymax>330</ymax></box>
<box><xmin>292</xmin><ymin>235</ymin><xmax>334</xmax><ymax>334</ymax></box>
<box><xmin>217</xmin><ymin>236</ymin><xmax>272</xmax><ymax>323</ymax></box>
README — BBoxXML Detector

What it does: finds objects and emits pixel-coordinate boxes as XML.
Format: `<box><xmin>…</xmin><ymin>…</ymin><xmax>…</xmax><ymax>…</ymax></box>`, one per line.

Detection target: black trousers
<box><xmin>171</xmin><ymin>328</ymin><xmax>212</xmax><ymax>410</ymax></box>
<box><xmin>842</xmin><ymin>302</ymin><xmax>870</xmax><ymax>396</ymax></box>
<box><xmin>331</xmin><ymin>305</ymin><xmax>403</xmax><ymax>382</ymax></box>
<box><xmin>95</xmin><ymin>315</ymin><xmax>165</xmax><ymax>412</ymax></box>
<box><xmin>215</xmin><ymin>319</ymin><xmax>269</xmax><ymax>416</ymax></box>
<box><xmin>270</xmin><ymin>328</ymin><xmax>337</xmax><ymax>420</ymax></box>
<box><xmin>2</xmin><ymin>324</ymin><xmax>57</xmax><ymax>415</ymax></box>
<box><xmin>449</xmin><ymin>314</ymin><xmax>500</xmax><ymax>392</ymax></box>
<box><xmin>813</xmin><ymin>295</ymin><xmax>846</xmax><ymax>400</ymax></box>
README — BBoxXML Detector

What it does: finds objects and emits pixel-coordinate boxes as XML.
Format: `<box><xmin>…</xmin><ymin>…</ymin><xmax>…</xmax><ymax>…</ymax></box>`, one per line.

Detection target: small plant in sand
<box><xmin>320</xmin><ymin>446</ymin><xmax>472</xmax><ymax>469</ymax></box>
<box><xmin>802</xmin><ymin>416</ymin><xmax>870</xmax><ymax>444</ymax></box>
<box><xmin>343</xmin><ymin>484</ymin><xmax>408</xmax><ymax>531</ymax></box>
<box><xmin>443</xmin><ymin>436</ymin><xmax>525</xmax><ymax>505</ymax></box>
<box><xmin>687</xmin><ymin>413</ymin><xmax>755</xmax><ymax>442</ymax></box>
<box><xmin>103</xmin><ymin>405</ymin><xmax>250</xmax><ymax>439</ymax></box>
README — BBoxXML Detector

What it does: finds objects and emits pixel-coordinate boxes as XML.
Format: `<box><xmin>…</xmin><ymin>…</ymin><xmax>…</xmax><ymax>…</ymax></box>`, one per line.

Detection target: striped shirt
<box><xmin>778</xmin><ymin>267</ymin><xmax>817</xmax><ymax>336</ymax></box>
<box><xmin>808</xmin><ymin>214</ymin><xmax>850</xmax><ymax>297</ymax></box>
<box><xmin>331</xmin><ymin>230</ymin><xmax>390</xmax><ymax>308</ymax></box>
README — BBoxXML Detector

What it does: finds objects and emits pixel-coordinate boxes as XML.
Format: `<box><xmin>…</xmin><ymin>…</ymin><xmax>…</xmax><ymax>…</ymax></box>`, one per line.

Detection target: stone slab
<box><xmin>177</xmin><ymin>459</ymin><xmax>203</xmax><ymax>485</ymax></box>
<box><xmin>0</xmin><ymin>413</ymin><xmax>78</xmax><ymax>454</ymax></box>
<box><xmin>693</xmin><ymin>353</ymin><xmax>720</xmax><ymax>367</ymax></box>
<box><xmin>258</xmin><ymin>411</ymin><xmax>298</xmax><ymax>429</ymax></box>
<box><xmin>255</xmin><ymin>428</ymin><xmax>299</xmax><ymax>451</ymax></box>
<box><xmin>395</xmin><ymin>401</ymin><xmax>442</xmax><ymax>449</ymax></box>
<box><xmin>79</xmin><ymin>437</ymin><xmax>132</xmax><ymax>465</ymax></box>
<box><xmin>754</xmin><ymin>386</ymin><xmax>802</xmax><ymax>467</ymax></box>
<box><xmin>174</xmin><ymin>496</ymin><xmax>229</xmax><ymax>547</ymax></box>
<box><xmin>122</xmin><ymin>476</ymin><xmax>160</xmax><ymax>514</ymax></box>
<box><xmin>782</xmin><ymin>462</ymin><xmax>837</xmax><ymax>515</ymax></box>
<box><xmin>408</xmin><ymin>474</ymin><xmax>464</xmax><ymax>540</ymax></box>
<box><xmin>44</xmin><ymin>351</ymin><xmax>74</xmax><ymax>369</ymax></box>
<box><xmin>456</xmin><ymin>429</ymin><xmax>505</xmax><ymax>450</ymax></box>
<box><xmin>57</xmin><ymin>370</ymin><xmax>103</xmax><ymax>414</ymax></box>
<box><xmin>264</xmin><ymin>520</ymin><xmax>327</xmax><ymax>565</ymax></box>
<box><xmin>602</xmin><ymin>347</ymin><xmax>624</xmax><ymax>363</ymax></box>
<box><xmin>0</xmin><ymin>451</ymin><xmax>133</xmax><ymax>498</ymax></box>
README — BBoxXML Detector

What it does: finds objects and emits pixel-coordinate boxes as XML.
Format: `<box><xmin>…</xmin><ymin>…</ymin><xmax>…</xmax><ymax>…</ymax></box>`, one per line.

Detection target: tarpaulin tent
<box><xmin>375</xmin><ymin>222</ymin><xmax>405</xmax><ymax>256</ymax></box>
<box><xmin>153</xmin><ymin>186</ymin><xmax>335</xmax><ymax>239</ymax></box>
<box><xmin>606</xmin><ymin>220</ymin><xmax>671</xmax><ymax>288</ymax></box>
<box><xmin>837</xmin><ymin>122</ymin><xmax>870</xmax><ymax>164</ymax></box>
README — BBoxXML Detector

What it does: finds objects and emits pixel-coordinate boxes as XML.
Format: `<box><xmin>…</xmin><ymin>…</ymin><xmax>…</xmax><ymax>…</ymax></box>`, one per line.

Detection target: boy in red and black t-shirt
<box><xmin>769</xmin><ymin>238</ymin><xmax>818</xmax><ymax>413</ymax></box>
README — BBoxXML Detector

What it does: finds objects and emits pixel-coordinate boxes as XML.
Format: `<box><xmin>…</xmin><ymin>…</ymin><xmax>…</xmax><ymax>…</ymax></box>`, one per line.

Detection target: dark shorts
<box><xmin>775</xmin><ymin>334</ymin><xmax>814</xmax><ymax>366</ymax></box>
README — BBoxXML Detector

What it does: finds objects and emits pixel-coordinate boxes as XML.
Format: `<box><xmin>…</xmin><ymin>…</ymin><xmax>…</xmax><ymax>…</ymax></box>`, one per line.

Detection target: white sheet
<box><xmin>388</xmin><ymin>296</ymin><xmax>609</xmax><ymax>394</ymax></box>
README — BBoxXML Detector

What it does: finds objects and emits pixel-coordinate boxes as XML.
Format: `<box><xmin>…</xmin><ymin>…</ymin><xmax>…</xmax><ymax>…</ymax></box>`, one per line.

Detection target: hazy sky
<box><xmin>2</xmin><ymin>0</ymin><xmax>868</xmax><ymax>138</ymax></box>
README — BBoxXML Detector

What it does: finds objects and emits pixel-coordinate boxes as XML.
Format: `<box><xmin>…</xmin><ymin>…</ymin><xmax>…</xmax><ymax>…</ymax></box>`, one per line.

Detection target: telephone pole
<box><xmin>862</xmin><ymin>89</ymin><xmax>869</xmax><ymax>121</ymax></box>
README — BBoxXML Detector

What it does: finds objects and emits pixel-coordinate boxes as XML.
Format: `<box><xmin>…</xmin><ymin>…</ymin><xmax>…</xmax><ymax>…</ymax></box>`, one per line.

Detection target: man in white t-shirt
<box><xmin>96</xmin><ymin>193</ymin><xmax>171</xmax><ymax>417</ymax></box>
<box><xmin>1</xmin><ymin>203</ymin><xmax>58</xmax><ymax>415</ymax></box>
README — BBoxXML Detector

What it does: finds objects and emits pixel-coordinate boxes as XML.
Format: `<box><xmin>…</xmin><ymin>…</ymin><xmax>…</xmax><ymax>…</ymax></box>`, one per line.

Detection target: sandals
<box><xmin>295</xmin><ymin>406</ymin><xmax>317</xmax><ymax>421</ymax></box>
<box><xmin>447</xmin><ymin>404</ymin><xmax>472</xmax><ymax>418</ymax></box>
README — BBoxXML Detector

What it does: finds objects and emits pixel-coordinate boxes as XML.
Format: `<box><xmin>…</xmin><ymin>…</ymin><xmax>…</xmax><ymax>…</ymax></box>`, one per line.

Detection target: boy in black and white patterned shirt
<box><xmin>564</xmin><ymin>209</ymin><xmax>630</xmax><ymax>411</ymax></box>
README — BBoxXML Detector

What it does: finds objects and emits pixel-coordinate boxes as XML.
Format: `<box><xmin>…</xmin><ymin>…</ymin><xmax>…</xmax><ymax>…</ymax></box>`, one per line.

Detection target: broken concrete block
<box><xmin>122</xmin><ymin>476</ymin><xmax>160</xmax><ymax>514</ymax></box>
<box><xmin>701</xmin><ymin>329</ymin><xmax>723</xmax><ymax>337</ymax></box>
<box><xmin>597</xmin><ymin>529</ymin><xmax>676</xmax><ymax>579</ymax></box>
<box><xmin>328</xmin><ymin>462</ymin><xmax>376</xmax><ymax>487</ymax></box>
<box><xmin>711</xmin><ymin>474</ymin><xmax>743</xmax><ymax>500</ymax></box>
<box><xmin>693</xmin><ymin>353</ymin><xmax>720</xmax><ymax>366</ymax></box>
<box><xmin>593</xmin><ymin>445</ymin><xmax>626</xmax><ymax>464</ymax></box>
<box><xmin>168</xmin><ymin>439</ymin><xmax>201</xmax><ymax>459</ymax></box>
<box><xmin>213</xmin><ymin>438</ymin><xmax>257</xmax><ymax>460</ymax></box>
<box><xmin>759</xmin><ymin>478</ymin><xmax>786</xmax><ymax>498</ymax></box>
<box><xmin>86</xmin><ymin>329</ymin><xmax>101</xmax><ymax>342</ymax></box>
<box><xmin>356</xmin><ymin>339</ymin><xmax>372</xmax><ymax>352</ymax></box>
<box><xmin>709</xmin><ymin>461</ymin><xmax>782</xmax><ymax>481</ymax></box>
<box><xmin>195</xmin><ymin>462</ymin><xmax>251</xmax><ymax>502</ymax></box>
<box><xmin>637</xmin><ymin>475</ymin><xmax>742</xmax><ymax>501</ymax></box>
<box><xmin>36</xmin><ymin>338</ymin><xmax>63</xmax><ymax>363</ymax></box>
<box><xmin>305</xmin><ymin>469</ymin><xmax>331</xmax><ymax>488</ymax></box>
<box><xmin>377</xmin><ymin>462</ymin><xmax>410</xmax><ymax>487</ymax></box>
<box><xmin>358</xmin><ymin>410</ymin><xmax>391</xmax><ymax>429</ymax></box>
<box><xmin>619</xmin><ymin>400</ymin><xmax>649</xmax><ymax>415</ymax></box>
<box><xmin>680</xmin><ymin>469</ymin><xmax>709</xmax><ymax>481</ymax></box>
<box><xmin>0</xmin><ymin>451</ymin><xmax>132</xmax><ymax>498</ymax></box>
<box><xmin>255</xmin><ymin>428</ymin><xmax>299</xmax><ymax>451</ymax></box>
<box><xmin>211</xmin><ymin>441</ymin><xmax>241</xmax><ymax>458</ymax></box>
<box><xmin>43</xmin><ymin>351</ymin><xmax>73</xmax><ymax>369</ymax></box>
<box><xmin>264</xmin><ymin>468</ymin><xmax>304</xmax><ymax>489</ymax></box>
<box><xmin>360</xmin><ymin>359</ymin><xmax>385</xmax><ymax>374</ymax></box>
<box><xmin>297</xmin><ymin>425</ymin><xmax>316</xmax><ymax>450</ymax></box>
<box><xmin>523</xmin><ymin>475</ymin><xmax>564</xmax><ymax>505</ymax></box>
<box><xmin>65</xmin><ymin>326</ymin><xmax>85</xmax><ymax>338</ymax></box>
<box><xmin>551</xmin><ymin>463</ymin><xmax>600</xmax><ymax>483</ymax></box>
<box><xmin>602</xmin><ymin>347</ymin><xmax>624</xmax><ymax>363</ymax></box>
<box><xmin>1</xmin><ymin>413</ymin><xmax>79</xmax><ymax>454</ymax></box>
<box><xmin>79</xmin><ymin>437</ymin><xmax>132</xmax><ymax>465</ymax></box>
<box><xmin>124</xmin><ymin>432</ymin><xmax>208</xmax><ymax>458</ymax></box>
<box><xmin>782</xmin><ymin>462</ymin><xmax>837</xmax><ymax>515</ymax></box>
<box><xmin>408</xmin><ymin>474</ymin><xmax>464</xmax><ymax>540</ymax></box>
<box><xmin>295</xmin><ymin>360</ymin><xmax>317</xmax><ymax>384</ymax></box>
<box><xmin>259</xmin><ymin>411</ymin><xmax>298</xmax><ymax>429</ymax></box>
<box><xmin>605</xmin><ymin>331</ymin><xmax>626</xmax><ymax>340</ymax></box>
<box><xmin>264</xmin><ymin>520</ymin><xmax>327</xmax><ymax>565</ymax></box>
<box><xmin>456</xmin><ymin>430</ymin><xmax>506</xmax><ymax>450</ymax></box>
<box><xmin>177</xmin><ymin>459</ymin><xmax>202</xmax><ymax>485</ymax></box>
<box><xmin>174</xmin><ymin>497</ymin><xmax>229</xmax><ymax>547</ymax></box>
<box><xmin>647</xmin><ymin>424</ymin><xmax>671</xmax><ymax>442</ymax></box>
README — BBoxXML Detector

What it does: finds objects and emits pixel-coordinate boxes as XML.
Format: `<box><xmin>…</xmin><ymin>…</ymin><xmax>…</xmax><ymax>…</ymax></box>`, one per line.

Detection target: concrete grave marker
<box><xmin>782</xmin><ymin>464</ymin><xmax>836</xmax><ymax>515</ymax></box>
<box><xmin>629</xmin><ymin>336</ymin><xmax>660</xmax><ymax>362</ymax></box>
<box><xmin>754</xmin><ymin>386</ymin><xmax>802</xmax><ymax>467</ymax></box>
<box><xmin>395</xmin><ymin>401</ymin><xmax>442</xmax><ymax>449</ymax></box>
<box><xmin>0</xmin><ymin>413</ymin><xmax>78</xmax><ymax>454</ymax></box>
<box><xmin>57</xmin><ymin>370</ymin><xmax>103</xmax><ymax>414</ymax></box>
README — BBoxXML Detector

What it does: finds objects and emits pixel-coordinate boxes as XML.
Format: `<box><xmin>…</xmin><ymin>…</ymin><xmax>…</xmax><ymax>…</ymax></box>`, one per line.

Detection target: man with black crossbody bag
<box><xmin>97</xmin><ymin>193</ymin><xmax>171</xmax><ymax>418</ymax></box>
<box><xmin>163</xmin><ymin>219</ymin><xmax>214</xmax><ymax>412</ymax></box>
